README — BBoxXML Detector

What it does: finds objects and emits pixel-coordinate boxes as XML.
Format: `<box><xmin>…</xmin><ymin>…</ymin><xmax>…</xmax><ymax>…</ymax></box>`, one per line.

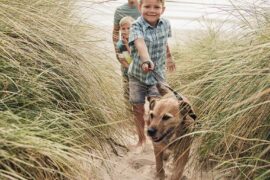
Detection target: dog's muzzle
<box><xmin>147</xmin><ymin>127</ymin><xmax>157</xmax><ymax>137</ymax></box>
<box><xmin>147</xmin><ymin>127</ymin><xmax>174</xmax><ymax>143</ymax></box>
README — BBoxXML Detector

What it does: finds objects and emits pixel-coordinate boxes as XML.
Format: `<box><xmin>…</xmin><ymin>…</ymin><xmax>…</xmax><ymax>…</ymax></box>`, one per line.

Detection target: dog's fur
<box><xmin>145</xmin><ymin>85</ymin><xmax>196</xmax><ymax>180</ymax></box>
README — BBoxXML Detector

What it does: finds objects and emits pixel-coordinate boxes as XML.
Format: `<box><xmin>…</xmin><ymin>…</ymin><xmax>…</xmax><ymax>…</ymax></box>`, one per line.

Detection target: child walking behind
<box><xmin>116</xmin><ymin>16</ymin><xmax>135</xmax><ymax>104</ymax></box>
<box><xmin>128</xmin><ymin>0</ymin><xmax>175</xmax><ymax>150</ymax></box>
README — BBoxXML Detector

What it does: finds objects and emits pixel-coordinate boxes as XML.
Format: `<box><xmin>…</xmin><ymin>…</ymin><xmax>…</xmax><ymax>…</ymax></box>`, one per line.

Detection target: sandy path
<box><xmin>109</xmin><ymin>140</ymin><xmax>157</xmax><ymax>180</ymax></box>
<box><xmin>99</xmin><ymin>138</ymin><xmax>174</xmax><ymax>180</ymax></box>
<box><xmin>92</xmin><ymin>135</ymin><xmax>231</xmax><ymax>180</ymax></box>
<box><xmin>92</xmin><ymin>102</ymin><xmax>225</xmax><ymax>180</ymax></box>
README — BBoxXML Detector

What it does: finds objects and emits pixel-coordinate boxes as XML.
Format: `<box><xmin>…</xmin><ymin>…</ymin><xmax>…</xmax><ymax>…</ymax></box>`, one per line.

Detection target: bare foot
<box><xmin>128</xmin><ymin>141</ymin><xmax>146</xmax><ymax>154</ymax></box>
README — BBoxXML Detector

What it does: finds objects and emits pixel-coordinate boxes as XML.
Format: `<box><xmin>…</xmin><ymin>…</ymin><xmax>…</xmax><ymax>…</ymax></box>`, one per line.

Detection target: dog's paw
<box><xmin>163</xmin><ymin>150</ymin><xmax>171</xmax><ymax>161</ymax></box>
<box><xmin>170</xmin><ymin>175</ymin><xmax>188</xmax><ymax>180</ymax></box>
<box><xmin>181</xmin><ymin>175</ymin><xmax>188</xmax><ymax>180</ymax></box>
<box><xmin>156</xmin><ymin>169</ymin><xmax>165</xmax><ymax>180</ymax></box>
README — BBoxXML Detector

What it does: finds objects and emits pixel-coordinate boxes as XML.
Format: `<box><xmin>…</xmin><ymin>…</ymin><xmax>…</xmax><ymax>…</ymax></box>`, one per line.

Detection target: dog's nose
<box><xmin>147</xmin><ymin>127</ymin><xmax>157</xmax><ymax>137</ymax></box>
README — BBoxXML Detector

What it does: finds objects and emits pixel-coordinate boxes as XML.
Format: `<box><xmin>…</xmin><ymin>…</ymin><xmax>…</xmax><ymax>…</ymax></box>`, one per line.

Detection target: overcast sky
<box><xmin>76</xmin><ymin>0</ymin><xmax>269</xmax><ymax>30</ymax></box>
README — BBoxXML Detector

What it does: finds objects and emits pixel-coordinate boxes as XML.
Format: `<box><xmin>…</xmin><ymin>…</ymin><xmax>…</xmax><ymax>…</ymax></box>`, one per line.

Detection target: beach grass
<box><xmin>0</xmin><ymin>0</ymin><xmax>130</xmax><ymax>179</ymax></box>
<box><xmin>169</xmin><ymin>2</ymin><xmax>269</xmax><ymax>179</ymax></box>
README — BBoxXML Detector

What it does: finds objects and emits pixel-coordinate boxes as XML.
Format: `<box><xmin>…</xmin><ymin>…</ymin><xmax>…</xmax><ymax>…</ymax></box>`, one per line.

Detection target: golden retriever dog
<box><xmin>145</xmin><ymin>85</ymin><xmax>196</xmax><ymax>180</ymax></box>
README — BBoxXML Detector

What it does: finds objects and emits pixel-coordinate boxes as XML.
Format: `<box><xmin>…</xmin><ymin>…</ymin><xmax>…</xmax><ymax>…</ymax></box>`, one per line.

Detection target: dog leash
<box><xmin>141</xmin><ymin>60</ymin><xmax>183</xmax><ymax>100</ymax></box>
<box><xmin>150</xmin><ymin>70</ymin><xmax>184</xmax><ymax>101</ymax></box>
<box><xmin>149</xmin><ymin>68</ymin><xmax>197</xmax><ymax>120</ymax></box>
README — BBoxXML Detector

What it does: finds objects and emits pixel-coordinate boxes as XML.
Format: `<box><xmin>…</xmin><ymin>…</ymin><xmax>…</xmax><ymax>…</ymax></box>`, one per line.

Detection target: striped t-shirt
<box><xmin>113</xmin><ymin>3</ymin><xmax>140</xmax><ymax>25</ymax></box>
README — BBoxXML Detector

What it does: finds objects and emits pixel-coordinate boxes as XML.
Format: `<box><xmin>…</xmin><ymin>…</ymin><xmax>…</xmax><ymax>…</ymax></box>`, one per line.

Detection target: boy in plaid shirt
<box><xmin>128</xmin><ymin>0</ymin><xmax>175</xmax><ymax>151</ymax></box>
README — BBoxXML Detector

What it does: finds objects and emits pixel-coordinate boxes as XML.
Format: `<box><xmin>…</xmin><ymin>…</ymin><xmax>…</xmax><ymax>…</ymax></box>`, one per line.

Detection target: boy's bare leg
<box><xmin>131</xmin><ymin>104</ymin><xmax>146</xmax><ymax>147</ymax></box>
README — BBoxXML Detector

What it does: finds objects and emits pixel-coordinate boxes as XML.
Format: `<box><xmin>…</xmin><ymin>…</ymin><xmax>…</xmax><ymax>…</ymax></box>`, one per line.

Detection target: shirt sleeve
<box><xmin>167</xmin><ymin>19</ymin><xmax>172</xmax><ymax>38</ymax></box>
<box><xmin>129</xmin><ymin>22</ymin><xmax>144</xmax><ymax>46</ymax></box>
<box><xmin>113</xmin><ymin>8</ymin><xmax>121</xmax><ymax>25</ymax></box>
<box><xmin>116</xmin><ymin>40</ymin><xmax>121</xmax><ymax>51</ymax></box>
<box><xmin>116</xmin><ymin>40</ymin><xmax>125</xmax><ymax>53</ymax></box>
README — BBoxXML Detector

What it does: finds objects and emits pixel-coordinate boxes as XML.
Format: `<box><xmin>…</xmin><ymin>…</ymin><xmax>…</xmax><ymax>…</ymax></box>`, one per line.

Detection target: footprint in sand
<box><xmin>129</xmin><ymin>159</ymin><xmax>155</xmax><ymax>170</ymax></box>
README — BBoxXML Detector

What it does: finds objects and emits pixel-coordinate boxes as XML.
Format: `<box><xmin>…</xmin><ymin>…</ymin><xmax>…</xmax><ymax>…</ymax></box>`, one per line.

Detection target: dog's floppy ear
<box><xmin>149</xmin><ymin>98</ymin><xmax>156</xmax><ymax>110</ymax></box>
<box><xmin>179</xmin><ymin>101</ymin><xmax>197</xmax><ymax>120</ymax></box>
<box><xmin>156</xmin><ymin>83</ymin><xmax>170</xmax><ymax>96</ymax></box>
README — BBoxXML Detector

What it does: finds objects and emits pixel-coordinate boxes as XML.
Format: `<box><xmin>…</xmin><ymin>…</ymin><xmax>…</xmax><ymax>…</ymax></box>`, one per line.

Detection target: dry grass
<box><xmin>169</xmin><ymin>1</ymin><xmax>270</xmax><ymax>179</ymax></box>
<box><xmin>0</xmin><ymin>0</ymin><xmax>130</xmax><ymax>179</ymax></box>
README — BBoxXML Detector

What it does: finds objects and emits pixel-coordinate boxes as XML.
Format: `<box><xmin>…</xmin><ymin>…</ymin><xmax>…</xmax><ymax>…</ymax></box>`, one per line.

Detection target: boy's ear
<box><xmin>161</xmin><ymin>7</ymin><xmax>165</xmax><ymax>14</ymax></box>
<box><xmin>138</xmin><ymin>4</ymin><xmax>142</xmax><ymax>13</ymax></box>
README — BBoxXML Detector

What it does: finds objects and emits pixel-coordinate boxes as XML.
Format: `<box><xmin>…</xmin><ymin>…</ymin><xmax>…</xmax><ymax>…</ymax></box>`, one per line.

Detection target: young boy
<box><xmin>112</xmin><ymin>0</ymin><xmax>140</xmax><ymax>61</ymax></box>
<box><xmin>116</xmin><ymin>16</ymin><xmax>135</xmax><ymax>104</ymax></box>
<box><xmin>128</xmin><ymin>0</ymin><xmax>175</xmax><ymax>150</ymax></box>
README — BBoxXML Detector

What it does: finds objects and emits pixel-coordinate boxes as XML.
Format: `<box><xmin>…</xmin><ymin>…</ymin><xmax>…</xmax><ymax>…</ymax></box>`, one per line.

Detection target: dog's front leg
<box><xmin>170</xmin><ymin>138</ymin><xmax>192</xmax><ymax>180</ymax></box>
<box><xmin>170</xmin><ymin>149</ymin><xmax>190</xmax><ymax>180</ymax></box>
<box><xmin>154</xmin><ymin>145</ymin><xmax>165</xmax><ymax>180</ymax></box>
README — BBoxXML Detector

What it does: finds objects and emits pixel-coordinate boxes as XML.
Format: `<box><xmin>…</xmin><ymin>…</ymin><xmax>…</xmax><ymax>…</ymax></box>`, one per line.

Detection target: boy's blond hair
<box><xmin>119</xmin><ymin>16</ymin><xmax>135</xmax><ymax>27</ymax></box>
<box><xmin>139</xmin><ymin>0</ymin><xmax>165</xmax><ymax>6</ymax></box>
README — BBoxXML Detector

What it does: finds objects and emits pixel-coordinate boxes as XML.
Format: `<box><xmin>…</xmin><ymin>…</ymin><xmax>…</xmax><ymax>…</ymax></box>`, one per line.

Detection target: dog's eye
<box><xmin>150</xmin><ymin>113</ymin><xmax>154</xmax><ymax>119</ymax></box>
<box><xmin>162</xmin><ymin>114</ymin><xmax>172</xmax><ymax>121</ymax></box>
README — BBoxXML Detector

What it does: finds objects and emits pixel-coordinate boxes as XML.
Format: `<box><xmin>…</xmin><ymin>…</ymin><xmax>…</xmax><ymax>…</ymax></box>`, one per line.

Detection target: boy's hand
<box><xmin>141</xmin><ymin>60</ymin><xmax>154</xmax><ymax>73</ymax></box>
<box><xmin>122</xmin><ymin>38</ymin><xmax>128</xmax><ymax>45</ymax></box>
<box><xmin>166</xmin><ymin>59</ymin><xmax>176</xmax><ymax>72</ymax></box>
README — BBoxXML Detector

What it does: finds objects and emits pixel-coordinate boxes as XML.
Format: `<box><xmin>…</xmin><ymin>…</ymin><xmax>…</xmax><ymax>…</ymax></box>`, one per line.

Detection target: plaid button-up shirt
<box><xmin>128</xmin><ymin>16</ymin><xmax>172</xmax><ymax>85</ymax></box>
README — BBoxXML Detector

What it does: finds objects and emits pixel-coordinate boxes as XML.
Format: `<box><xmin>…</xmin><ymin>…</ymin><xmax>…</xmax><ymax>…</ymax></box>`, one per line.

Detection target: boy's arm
<box><xmin>123</xmin><ymin>38</ymin><xmax>131</xmax><ymax>53</ymax></box>
<box><xmin>112</xmin><ymin>25</ymin><xmax>120</xmax><ymax>60</ymax></box>
<box><xmin>115</xmin><ymin>46</ymin><xmax>129</xmax><ymax>68</ymax></box>
<box><xmin>166</xmin><ymin>44</ymin><xmax>176</xmax><ymax>72</ymax></box>
<box><xmin>134</xmin><ymin>38</ymin><xmax>154</xmax><ymax>72</ymax></box>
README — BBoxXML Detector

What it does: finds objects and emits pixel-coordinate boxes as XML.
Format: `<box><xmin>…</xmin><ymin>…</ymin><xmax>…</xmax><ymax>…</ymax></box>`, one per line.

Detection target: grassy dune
<box><xmin>170</xmin><ymin>2</ymin><xmax>270</xmax><ymax>179</ymax></box>
<box><xmin>0</xmin><ymin>0</ymin><xmax>128</xmax><ymax>179</ymax></box>
<box><xmin>1</xmin><ymin>0</ymin><xmax>269</xmax><ymax>179</ymax></box>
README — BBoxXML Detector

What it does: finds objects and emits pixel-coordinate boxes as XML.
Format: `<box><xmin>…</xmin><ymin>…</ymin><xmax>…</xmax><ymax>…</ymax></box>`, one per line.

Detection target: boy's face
<box><xmin>128</xmin><ymin>0</ymin><xmax>138</xmax><ymax>7</ymax></box>
<box><xmin>139</xmin><ymin>0</ymin><xmax>165</xmax><ymax>26</ymax></box>
<box><xmin>120</xmin><ymin>23</ymin><xmax>131</xmax><ymax>40</ymax></box>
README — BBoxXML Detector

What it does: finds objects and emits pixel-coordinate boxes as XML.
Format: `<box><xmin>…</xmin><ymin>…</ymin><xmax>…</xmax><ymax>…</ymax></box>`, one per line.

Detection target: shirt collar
<box><xmin>140</xmin><ymin>16</ymin><xmax>164</xmax><ymax>31</ymax></box>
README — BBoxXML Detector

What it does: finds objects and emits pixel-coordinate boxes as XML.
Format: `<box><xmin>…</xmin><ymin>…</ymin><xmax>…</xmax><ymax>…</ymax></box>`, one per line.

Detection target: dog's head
<box><xmin>145</xmin><ymin>93</ymin><xmax>196</xmax><ymax>144</ymax></box>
